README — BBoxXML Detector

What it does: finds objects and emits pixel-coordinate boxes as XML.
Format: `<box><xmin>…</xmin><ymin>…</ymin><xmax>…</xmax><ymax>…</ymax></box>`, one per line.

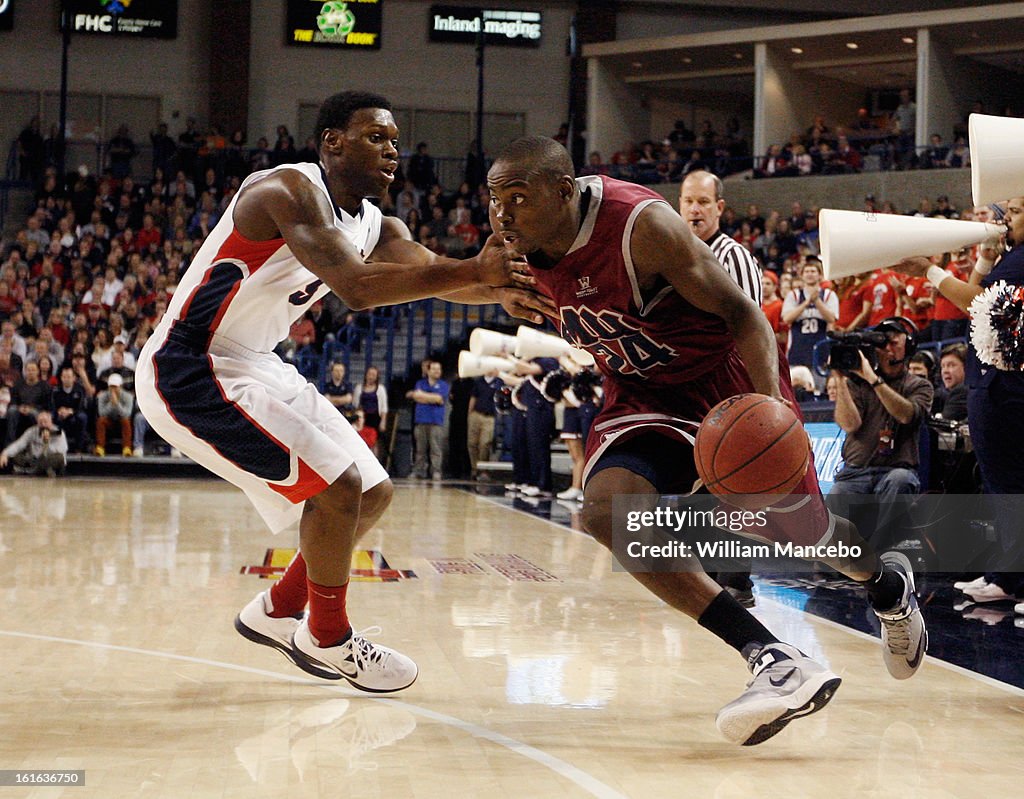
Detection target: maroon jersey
<box><xmin>527</xmin><ymin>176</ymin><xmax>830</xmax><ymax>545</ymax></box>
<box><xmin>528</xmin><ymin>175</ymin><xmax>742</xmax><ymax>428</ymax></box>
<box><xmin>529</xmin><ymin>176</ymin><xmax>735</xmax><ymax>390</ymax></box>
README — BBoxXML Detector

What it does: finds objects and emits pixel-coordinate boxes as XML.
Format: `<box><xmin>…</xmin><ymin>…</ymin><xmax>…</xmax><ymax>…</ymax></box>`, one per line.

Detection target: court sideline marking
<box><xmin>0</xmin><ymin>629</ymin><xmax>628</xmax><ymax>799</ymax></box>
<box><xmin>760</xmin><ymin>597</ymin><xmax>1024</xmax><ymax>698</ymax></box>
<box><xmin>469</xmin><ymin>488</ymin><xmax>1024</xmax><ymax>697</ymax></box>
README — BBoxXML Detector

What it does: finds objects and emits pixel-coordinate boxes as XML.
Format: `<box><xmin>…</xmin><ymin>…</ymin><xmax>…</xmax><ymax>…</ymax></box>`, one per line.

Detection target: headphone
<box><xmin>873</xmin><ymin>316</ymin><xmax>918</xmax><ymax>359</ymax></box>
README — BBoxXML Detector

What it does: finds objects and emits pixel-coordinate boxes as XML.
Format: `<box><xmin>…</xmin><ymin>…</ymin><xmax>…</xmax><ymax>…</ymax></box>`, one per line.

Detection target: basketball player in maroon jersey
<box><xmin>487</xmin><ymin>136</ymin><xmax>926</xmax><ymax>746</ymax></box>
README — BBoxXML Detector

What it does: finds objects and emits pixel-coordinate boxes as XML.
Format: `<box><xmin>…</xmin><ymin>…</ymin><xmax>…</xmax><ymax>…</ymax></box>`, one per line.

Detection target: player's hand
<box><xmin>891</xmin><ymin>256</ymin><xmax>930</xmax><ymax>277</ymax></box>
<box><xmin>804</xmin><ymin>284</ymin><xmax>819</xmax><ymax>301</ymax></box>
<box><xmin>496</xmin><ymin>286</ymin><xmax>556</xmax><ymax>325</ymax></box>
<box><xmin>508</xmin><ymin>252</ymin><xmax>538</xmax><ymax>290</ymax></box>
<box><xmin>476</xmin><ymin>234</ymin><xmax>524</xmax><ymax>287</ymax></box>
<box><xmin>0</xmin><ymin>454</ymin><xmax>6</xmax><ymax>468</ymax></box>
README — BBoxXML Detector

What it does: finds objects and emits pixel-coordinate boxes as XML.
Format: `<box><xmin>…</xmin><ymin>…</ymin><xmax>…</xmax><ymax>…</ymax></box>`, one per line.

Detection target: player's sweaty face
<box><xmin>487</xmin><ymin>164</ymin><xmax>562</xmax><ymax>256</ymax></box>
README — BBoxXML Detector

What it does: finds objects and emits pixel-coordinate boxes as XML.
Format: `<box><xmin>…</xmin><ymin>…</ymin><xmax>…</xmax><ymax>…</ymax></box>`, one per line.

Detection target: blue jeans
<box><xmin>829</xmin><ymin>465</ymin><xmax>920</xmax><ymax>549</ymax></box>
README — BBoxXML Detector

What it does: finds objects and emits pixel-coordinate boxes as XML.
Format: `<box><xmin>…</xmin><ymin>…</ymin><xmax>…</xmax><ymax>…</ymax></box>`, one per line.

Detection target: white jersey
<box><xmin>134</xmin><ymin>162</ymin><xmax>389</xmax><ymax>534</ymax></box>
<box><xmin>156</xmin><ymin>161</ymin><xmax>382</xmax><ymax>354</ymax></box>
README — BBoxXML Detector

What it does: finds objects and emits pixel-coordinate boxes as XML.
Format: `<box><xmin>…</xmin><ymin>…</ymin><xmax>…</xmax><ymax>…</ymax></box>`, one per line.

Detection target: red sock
<box><xmin>268</xmin><ymin>552</ymin><xmax>308</xmax><ymax>618</ymax></box>
<box><xmin>306</xmin><ymin>579</ymin><xmax>351</xmax><ymax>647</ymax></box>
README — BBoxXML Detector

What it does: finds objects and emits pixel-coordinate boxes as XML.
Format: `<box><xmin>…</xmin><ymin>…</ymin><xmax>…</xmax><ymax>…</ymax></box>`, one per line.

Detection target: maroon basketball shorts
<box><xmin>583</xmin><ymin>349</ymin><xmax>835</xmax><ymax>548</ymax></box>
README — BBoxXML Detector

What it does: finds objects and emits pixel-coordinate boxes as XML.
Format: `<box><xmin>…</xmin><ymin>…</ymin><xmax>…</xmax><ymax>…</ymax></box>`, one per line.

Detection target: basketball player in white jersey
<box><xmin>135</xmin><ymin>92</ymin><xmax>552</xmax><ymax>692</ymax></box>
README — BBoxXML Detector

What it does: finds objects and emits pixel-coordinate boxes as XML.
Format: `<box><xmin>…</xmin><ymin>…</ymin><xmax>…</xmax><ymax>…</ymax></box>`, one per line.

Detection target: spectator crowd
<box><xmin>0</xmin><ymin>108</ymin><xmax>988</xmax><ymax>483</ymax></box>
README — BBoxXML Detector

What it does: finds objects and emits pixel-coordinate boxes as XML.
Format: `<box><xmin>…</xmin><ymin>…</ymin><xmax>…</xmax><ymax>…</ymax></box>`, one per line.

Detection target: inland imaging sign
<box><xmin>65</xmin><ymin>0</ymin><xmax>178</xmax><ymax>38</ymax></box>
<box><xmin>287</xmin><ymin>0</ymin><xmax>382</xmax><ymax>49</ymax></box>
<box><xmin>429</xmin><ymin>6</ymin><xmax>542</xmax><ymax>47</ymax></box>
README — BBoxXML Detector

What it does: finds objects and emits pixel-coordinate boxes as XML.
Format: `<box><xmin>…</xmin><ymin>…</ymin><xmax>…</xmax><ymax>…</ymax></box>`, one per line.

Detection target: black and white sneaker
<box><xmin>234</xmin><ymin>591</ymin><xmax>336</xmax><ymax>680</ymax></box>
<box><xmin>872</xmin><ymin>551</ymin><xmax>928</xmax><ymax>680</ymax></box>
<box><xmin>291</xmin><ymin>619</ymin><xmax>418</xmax><ymax>693</ymax></box>
<box><xmin>716</xmin><ymin>643</ymin><xmax>841</xmax><ymax>746</ymax></box>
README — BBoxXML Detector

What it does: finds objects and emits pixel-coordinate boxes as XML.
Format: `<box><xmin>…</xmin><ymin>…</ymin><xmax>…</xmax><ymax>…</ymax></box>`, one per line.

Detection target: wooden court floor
<box><xmin>0</xmin><ymin>477</ymin><xmax>1021</xmax><ymax>798</ymax></box>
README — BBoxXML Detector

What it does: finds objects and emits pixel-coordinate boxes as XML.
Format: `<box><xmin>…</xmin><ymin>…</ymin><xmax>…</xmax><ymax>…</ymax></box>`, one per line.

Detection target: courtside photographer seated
<box><xmin>827</xmin><ymin>317</ymin><xmax>934</xmax><ymax>548</ymax></box>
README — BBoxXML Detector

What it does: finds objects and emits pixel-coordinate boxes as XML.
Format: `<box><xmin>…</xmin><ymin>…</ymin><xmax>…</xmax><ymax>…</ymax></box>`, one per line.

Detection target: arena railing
<box><xmin>310</xmin><ymin>298</ymin><xmax>513</xmax><ymax>393</ymax></box>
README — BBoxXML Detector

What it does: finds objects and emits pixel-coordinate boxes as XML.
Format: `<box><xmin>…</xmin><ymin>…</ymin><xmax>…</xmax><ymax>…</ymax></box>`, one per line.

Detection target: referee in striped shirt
<box><xmin>679</xmin><ymin>170</ymin><xmax>763</xmax><ymax>304</ymax></box>
<box><xmin>679</xmin><ymin>170</ymin><xmax>764</xmax><ymax>606</ymax></box>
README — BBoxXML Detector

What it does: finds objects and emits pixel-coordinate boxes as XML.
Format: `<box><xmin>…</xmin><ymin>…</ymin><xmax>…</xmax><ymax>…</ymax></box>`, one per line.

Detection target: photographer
<box><xmin>0</xmin><ymin>410</ymin><xmax>67</xmax><ymax>476</ymax></box>
<box><xmin>828</xmin><ymin>318</ymin><xmax>934</xmax><ymax>547</ymax></box>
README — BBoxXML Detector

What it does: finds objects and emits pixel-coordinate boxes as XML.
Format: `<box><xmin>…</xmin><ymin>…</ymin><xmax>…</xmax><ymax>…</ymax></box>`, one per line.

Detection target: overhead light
<box><xmin>902</xmin><ymin>36</ymin><xmax>914</xmax><ymax>44</ymax></box>
<box><xmin>733</xmin><ymin>52</ymin><xmax>743</xmax><ymax>59</ymax></box>
<box><xmin>846</xmin><ymin>42</ymin><xmax>859</xmax><ymax>49</ymax></box>
<box><xmin>682</xmin><ymin>56</ymin><xmax>692</xmax><ymax>63</ymax></box>
<box><xmin>631</xmin><ymin>61</ymin><xmax>643</xmax><ymax>68</ymax></box>
<box><xmin>791</xmin><ymin>47</ymin><xmax>804</xmax><ymax>54</ymax></box>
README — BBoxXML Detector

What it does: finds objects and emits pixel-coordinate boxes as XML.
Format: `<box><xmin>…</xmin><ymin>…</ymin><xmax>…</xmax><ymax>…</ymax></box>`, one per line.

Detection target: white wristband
<box><xmin>927</xmin><ymin>265</ymin><xmax>951</xmax><ymax>289</ymax></box>
<box><xmin>974</xmin><ymin>256</ymin><xmax>995</xmax><ymax>276</ymax></box>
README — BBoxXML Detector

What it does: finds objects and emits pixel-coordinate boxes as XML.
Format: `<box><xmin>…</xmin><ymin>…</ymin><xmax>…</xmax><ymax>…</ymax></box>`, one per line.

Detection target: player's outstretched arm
<box><xmin>632</xmin><ymin>202</ymin><xmax>783</xmax><ymax>400</ymax></box>
<box><xmin>372</xmin><ymin>219</ymin><xmax>556</xmax><ymax>323</ymax></box>
<box><xmin>233</xmin><ymin>170</ymin><xmax>512</xmax><ymax>310</ymax></box>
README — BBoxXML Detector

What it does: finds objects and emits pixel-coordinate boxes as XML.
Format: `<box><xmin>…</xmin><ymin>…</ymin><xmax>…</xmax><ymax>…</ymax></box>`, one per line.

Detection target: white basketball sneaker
<box><xmin>872</xmin><ymin>551</ymin><xmax>928</xmax><ymax>680</ymax></box>
<box><xmin>291</xmin><ymin>618</ymin><xmax>418</xmax><ymax>693</ymax></box>
<box><xmin>715</xmin><ymin>643</ymin><xmax>841</xmax><ymax>746</ymax></box>
<box><xmin>234</xmin><ymin>591</ymin><xmax>336</xmax><ymax>680</ymax></box>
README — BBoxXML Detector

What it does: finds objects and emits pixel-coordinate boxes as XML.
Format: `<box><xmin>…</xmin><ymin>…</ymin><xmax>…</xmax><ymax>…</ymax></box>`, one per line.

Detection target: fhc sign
<box><xmin>74</xmin><ymin>14</ymin><xmax>113</xmax><ymax>31</ymax></box>
<box><xmin>429</xmin><ymin>5</ymin><xmax>541</xmax><ymax>47</ymax></box>
<box><xmin>65</xmin><ymin>0</ymin><xmax>178</xmax><ymax>38</ymax></box>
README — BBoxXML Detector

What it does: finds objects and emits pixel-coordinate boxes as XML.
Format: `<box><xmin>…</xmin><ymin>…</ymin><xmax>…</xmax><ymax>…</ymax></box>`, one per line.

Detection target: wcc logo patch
<box><xmin>561</xmin><ymin>305</ymin><xmax>676</xmax><ymax>378</ymax></box>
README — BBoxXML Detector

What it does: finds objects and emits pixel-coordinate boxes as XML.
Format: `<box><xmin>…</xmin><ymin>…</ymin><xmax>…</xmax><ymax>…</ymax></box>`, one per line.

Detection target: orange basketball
<box><xmin>694</xmin><ymin>393</ymin><xmax>810</xmax><ymax>510</ymax></box>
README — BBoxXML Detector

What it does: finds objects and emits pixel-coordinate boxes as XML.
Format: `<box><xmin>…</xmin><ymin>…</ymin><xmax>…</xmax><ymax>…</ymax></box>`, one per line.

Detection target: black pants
<box><xmin>969</xmin><ymin>380</ymin><xmax>1024</xmax><ymax>593</ymax></box>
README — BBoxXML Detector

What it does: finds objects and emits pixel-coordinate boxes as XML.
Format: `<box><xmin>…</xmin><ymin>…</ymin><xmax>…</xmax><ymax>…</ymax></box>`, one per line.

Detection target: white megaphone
<box><xmin>469</xmin><ymin>327</ymin><xmax>517</xmax><ymax>356</ymax></box>
<box><xmin>970</xmin><ymin>113</ymin><xmax>1024</xmax><ymax>206</ymax></box>
<box><xmin>819</xmin><ymin>209</ymin><xmax>1003</xmax><ymax>280</ymax></box>
<box><xmin>515</xmin><ymin>326</ymin><xmax>573</xmax><ymax>360</ymax></box>
<box><xmin>457</xmin><ymin>351</ymin><xmax>515</xmax><ymax>378</ymax></box>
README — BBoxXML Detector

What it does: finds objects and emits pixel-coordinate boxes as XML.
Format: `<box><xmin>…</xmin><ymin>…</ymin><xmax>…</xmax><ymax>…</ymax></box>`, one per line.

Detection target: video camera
<box><xmin>827</xmin><ymin>316</ymin><xmax>918</xmax><ymax>373</ymax></box>
<box><xmin>826</xmin><ymin>329</ymin><xmax>888</xmax><ymax>372</ymax></box>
